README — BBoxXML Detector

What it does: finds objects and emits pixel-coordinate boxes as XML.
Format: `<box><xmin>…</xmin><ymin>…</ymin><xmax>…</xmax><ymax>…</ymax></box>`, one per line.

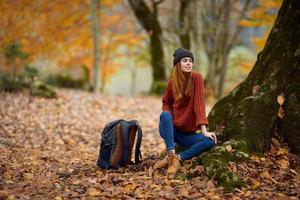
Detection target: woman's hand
<box><xmin>203</xmin><ymin>131</ymin><xmax>217</xmax><ymax>144</ymax></box>
<box><xmin>200</xmin><ymin>125</ymin><xmax>217</xmax><ymax>144</ymax></box>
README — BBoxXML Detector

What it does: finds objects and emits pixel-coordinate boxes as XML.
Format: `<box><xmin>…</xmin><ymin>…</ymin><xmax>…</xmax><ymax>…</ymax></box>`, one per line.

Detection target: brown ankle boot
<box><xmin>153</xmin><ymin>156</ymin><xmax>168</xmax><ymax>170</ymax></box>
<box><xmin>167</xmin><ymin>152</ymin><xmax>181</xmax><ymax>176</ymax></box>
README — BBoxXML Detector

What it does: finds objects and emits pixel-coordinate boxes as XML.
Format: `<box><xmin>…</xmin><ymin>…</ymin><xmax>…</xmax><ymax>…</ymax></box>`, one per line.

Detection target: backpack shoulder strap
<box><xmin>128</xmin><ymin>120</ymin><xmax>143</xmax><ymax>164</ymax></box>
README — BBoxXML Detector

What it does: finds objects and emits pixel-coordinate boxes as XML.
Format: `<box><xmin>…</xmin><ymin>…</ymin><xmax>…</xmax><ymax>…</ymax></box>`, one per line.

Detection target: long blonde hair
<box><xmin>172</xmin><ymin>62</ymin><xmax>193</xmax><ymax>101</ymax></box>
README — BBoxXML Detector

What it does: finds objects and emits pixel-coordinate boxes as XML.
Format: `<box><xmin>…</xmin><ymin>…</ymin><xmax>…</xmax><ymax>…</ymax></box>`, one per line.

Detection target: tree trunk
<box><xmin>190</xmin><ymin>0</ymin><xmax>202</xmax><ymax>72</ymax></box>
<box><xmin>178</xmin><ymin>0</ymin><xmax>192</xmax><ymax>50</ymax></box>
<box><xmin>217</xmin><ymin>0</ymin><xmax>230</xmax><ymax>99</ymax></box>
<box><xmin>91</xmin><ymin>0</ymin><xmax>101</xmax><ymax>93</ymax></box>
<box><xmin>12</xmin><ymin>61</ymin><xmax>17</xmax><ymax>82</ymax></box>
<box><xmin>150</xmin><ymin>32</ymin><xmax>166</xmax><ymax>82</ymax></box>
<box><xmin>128</xmin><ymin>0</ymin><xmax>166</xmax><ymax>83</ymax></box>
<box><xmin>208</xmin><ymin>0</ymin><xmax>300</xmax><ymax>155</ymax></box>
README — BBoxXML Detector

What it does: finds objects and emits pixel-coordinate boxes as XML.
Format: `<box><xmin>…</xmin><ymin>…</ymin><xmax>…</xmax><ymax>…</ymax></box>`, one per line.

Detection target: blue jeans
<box><xmin>159</xmin><ymin>111</ymin><xmax>215</xmax><ymax>161</ymax></box>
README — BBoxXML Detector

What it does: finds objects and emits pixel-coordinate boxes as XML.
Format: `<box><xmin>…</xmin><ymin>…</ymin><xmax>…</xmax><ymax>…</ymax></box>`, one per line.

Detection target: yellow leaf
<box><xmin>123</xmin><ymin>183</ymin><xmax>137</xmax><ymax>193</ymax></box>
<box><xmin>72</xmin><ymin>180</ymin><xmax>81</xmax><ymax>185</ymax></box>
<box><xmin>244</xmin><ymin>191</ymin><xmax>251</xmax><ymax>197</ymax></box>
<box><xmin>279</xmin><ymin>159</ymin><xmax>289</xmax><ymax>169</ymax></box>
<box><xmin>277</xmin><ymin>106</ymin><xmax>285</xmax><ymax>119</ymax></box>
<box><xmin>87</xmin><ymin>188</ymin><xmax>101</xmax><ymax>196</ymax></box>
<box><xmin>251</xmin><ymin>180</ymin><xmax>261</xmax><ymax>189</ymax></box>
<box><xmin>261</xmin><ymin>170</ymin><xmax>272</xmax><ymax>180</ymax></box>
<box><xmin>8</xmin><ymin>195</ymin><xmax>15</xmax><ymax>200</ymax></box>
<box><xmin>261</xmin><ymin>171</ymin><xmax>278</xmax><ymax>183</ymax></box>
<box><xmin>277</xmin><ymin>147</ymin><xmax>289</xmax><ymax>155</ymax></box>
<box><xmin>271</xmin><ymin>137</ymin><xmax>281</xmax><ymax>147</ymax></box>
<box><xmin>54</xmin><ymin>197</ymin><xmax>62</xmax><ymax>200</ymax></box>
<box><xmin>250</xmin><ymin>155</ymin><xmax>260</xmax><ymax>162</ymax></box>
<box><xmin>23</xmin><ymin>173</ymin><xmax>34</xmax><ymax>180</ymax></box>
<box><xmin>277</xmin><ymin>93</ymin><xmax>285</xmax><ymax>105</ymax></box>
<box><xmin>225</xmin><ymin>144</ymin><xmax>232</xmax><ymax>152</ymax></box>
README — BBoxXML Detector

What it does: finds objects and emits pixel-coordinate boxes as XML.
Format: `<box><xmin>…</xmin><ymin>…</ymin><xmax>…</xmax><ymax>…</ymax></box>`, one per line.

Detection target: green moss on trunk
<box><xmin>179</xmin><ymin>139</ymin><xmax>249</xmax><ymax>192</ymax></box>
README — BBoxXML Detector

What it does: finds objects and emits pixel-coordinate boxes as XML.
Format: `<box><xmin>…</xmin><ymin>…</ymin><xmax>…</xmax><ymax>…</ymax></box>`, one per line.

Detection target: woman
<box><xmin>154</xmin><ymin>48</ymin><xmax>217</xmax><ymax>176</ymax></box>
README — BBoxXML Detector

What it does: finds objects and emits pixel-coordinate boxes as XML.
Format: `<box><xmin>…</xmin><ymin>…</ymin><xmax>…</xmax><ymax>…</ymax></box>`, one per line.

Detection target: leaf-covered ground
<box><xmin>0</xmin><ymin>89</ymin><xmax>299</xmax><ymax>199</ymax></box>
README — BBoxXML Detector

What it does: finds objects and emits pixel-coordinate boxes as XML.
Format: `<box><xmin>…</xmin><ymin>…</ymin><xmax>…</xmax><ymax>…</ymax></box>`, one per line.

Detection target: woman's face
<box><xmin>180</xmin><ymin>57</ymin><xmax>193</xmax><ymax>72</ymax></box>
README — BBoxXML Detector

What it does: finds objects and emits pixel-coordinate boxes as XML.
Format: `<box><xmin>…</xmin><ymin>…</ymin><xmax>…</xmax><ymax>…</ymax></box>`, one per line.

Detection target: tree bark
<box><xmin>208</xmin><ymin>0</ymin><xmax>300</xmax><ymax>155</ymax></box>
<box><xmin>91</xmin><ymin>0</ymin><xmax>101</xmax><ymax>93</ymax></box>
<box><xmin>178</xmin><ymin>0</ymin><xmax>192</xmax><ymax>50</ymax></box>
<box><xmin>190</xmin><ymin>0</ymin><xmax>202</xmax><ymax>72</ymax></box>
<box><xmin>217</xmin><ymin>0</ymin><xmax>231</xmax><ymax>99</ymax></box>
<box><xmin>128</xmin><ymin>0</ymin><xmax>166</xmax><ymax>83</ymax></box>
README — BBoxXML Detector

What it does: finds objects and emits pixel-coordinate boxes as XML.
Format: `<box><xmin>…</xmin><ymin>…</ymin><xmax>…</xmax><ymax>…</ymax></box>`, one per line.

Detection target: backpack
<box><xmin>96</xmin><ymin>119</ymin><xmax>143</xmax><ymax>169</ymax></box>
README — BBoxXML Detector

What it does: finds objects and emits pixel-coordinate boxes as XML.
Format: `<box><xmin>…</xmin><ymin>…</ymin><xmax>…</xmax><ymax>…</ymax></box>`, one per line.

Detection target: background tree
<box><xmin>91</xmin><ymin>0</ymin><xmax>101</xmax><ymax>92</ymax></box>
<box><xmin>3</xmin><ymin>41</ymin><xmax>28</xmax><ymax>81</ymax></box>
<box><xmin>208</xmin><ymin>0</ymin><xmax>300</xmax><ymax>155</ymax></box>
<box><xmin>127</xmin><ymin>0</ymin><xmax>167</xmax><ymax>86</ymax></box>
<box><xmin>200</xmin><ymin>0</ymin><xmax>252</xmax><ymax>99</ymax></box>
<box><xmin>0</xmin><ymin>0</ymin><xmax>142</xmax><ymax>92</ymax></box>
<box><xmin>177</xmin><ymin>0</ymin><xmax>193</xmax><ymax>50</ymax></box>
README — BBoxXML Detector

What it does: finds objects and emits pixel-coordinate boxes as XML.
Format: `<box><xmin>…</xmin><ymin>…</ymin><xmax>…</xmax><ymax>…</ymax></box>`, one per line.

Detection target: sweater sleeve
<box><xmin>162</xmin><ymin>80</ymin><xmax>174</xmax><ymax>113</ymax></box>
<box><xmin>194</xmin><ymin>73</ymin><xmax>209</xmax><ymax>127</ymax></box>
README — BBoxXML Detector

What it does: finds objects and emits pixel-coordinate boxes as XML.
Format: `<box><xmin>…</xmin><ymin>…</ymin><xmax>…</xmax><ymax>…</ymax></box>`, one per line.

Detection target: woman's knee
<box><xmin>207</xmin><ymin>138</ymin><xmax>215</xmax><ymax>148</ymax></box>
<box><xmin>160</xmin><ymin>111</ymin><xmax>172</xmax><ymax>123</ymax></box>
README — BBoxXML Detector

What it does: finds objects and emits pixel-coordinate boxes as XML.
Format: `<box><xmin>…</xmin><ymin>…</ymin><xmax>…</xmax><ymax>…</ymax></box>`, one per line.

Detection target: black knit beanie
<box><xmin>173</xmin><ymin>48</ymin><xmax>194</xmax><ymax>66</ymax></box>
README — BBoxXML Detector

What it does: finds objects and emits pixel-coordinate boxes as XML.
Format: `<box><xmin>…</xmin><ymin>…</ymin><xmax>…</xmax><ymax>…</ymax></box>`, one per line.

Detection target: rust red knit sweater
<box><xmin>162</xmin><ymin>72</ymin><xmax>208</xmax><ymax>132</ymax></box>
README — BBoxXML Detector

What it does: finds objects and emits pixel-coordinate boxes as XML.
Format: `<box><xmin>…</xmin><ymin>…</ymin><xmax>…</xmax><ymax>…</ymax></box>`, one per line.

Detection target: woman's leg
<box><xmin>159</xmin><ymin>111</ymin><xmax>175</xmax><ymax>151</ymax></box>
<box><xmin>154</xmin><ymin>111</ymin><xmax>179</xmax><ymax>171</ymax></box>
<box><xmin>174</xmin><ymin>129</ymin><xmax>215</xmax><ymax>161</ymax></box>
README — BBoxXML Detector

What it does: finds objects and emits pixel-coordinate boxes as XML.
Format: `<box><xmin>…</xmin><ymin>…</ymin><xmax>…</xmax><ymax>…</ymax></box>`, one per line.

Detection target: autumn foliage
<box><xmin>0</xmin><ymin>0</ymin><xmax>145</xmax><ymax>84</ymax></box>
<box><xmin>240</xmin><ymin>0</ymin><xmax>282</xmax><ymax>50</ymax></box>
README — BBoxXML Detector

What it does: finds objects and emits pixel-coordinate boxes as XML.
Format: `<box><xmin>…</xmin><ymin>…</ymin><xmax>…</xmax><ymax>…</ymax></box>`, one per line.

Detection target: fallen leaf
<box><xmin>261</xmin><ymin>170</ymin><xmax>272</xmax><ymax>179</ymax></box>
<box><xmin>225</xmin><ymin>144</ymin><xmax>232</xmax><ymax>152</ymax></box>
<box><xmin>244</xmin><ymin>190</ymin><xmax>251</xmax><ymax>197</ymax></box>
<box><xmin>179</xmin><ymin>188</ymin><xmax>189</xmax><ymax>198</ymax></box>
<box><xmin>271</xmin><ymin>137</ymin><xmax>281</xmax><ymax>147</ymax></box>
<box><xmin>189</xmin><ymin>192</ymin><xmax>202</xmax><ymax>198</ymax></box>
<box><xmin>250</xmin><ymin>156</ymin><xmax>260</xmax><ymax>162</ymax></box>
<box><xmin>190</xmin><ymin>165</ymin><xmax>204</xmax><ymax>174</ymax></box>
<box><xmin>277</xmin><ymin>93</ymin><xmax>285</xmax><ymax>105</ymax></box>
<box><xmin>277</xmin><ymin>106</ymin><xmax>285</xmax><ymax>118</ymax></box>
<box><xmin>279</xmin><ymin>159</ymin><xmax>289</xmax><ymax>169</ymax></box>
<box><xmin>252</xmin><ymin>85</ymin><xmax>260</xmax><ymax>95</ymax></box>
<box><xmin>148</xmin><ymin>166</ymin><xmax>153</xmax><ymax>177</ymax></box>
<box><xmin>123</xmin><ymin>183</ymin><xmax>137</xmax><ymax>193</ymax></box>
<box><xmin>0</xmin><ymin>190</ymin><xmax>9</xmax><ymax>197</ymax></box>
<box><xmin>87</xmin><ymin>188</ymin><xmax>101</xmax><ymax>196</ymax></box>
<box><xmin>277</xmin><ymin>147</ymin><xmax>289</xmax><ymax>155</ymax></box>
<box><xmin>72</xmin><ymin>180</ymin><xmax>81</xmax><ymax>185</ymax></box>
<box><xmin>261</xmin><ymin>171</ymin><xmax>278</xmax><ymax>183</ymax></box>
<box><xmin>206</xmin><ymin>180</ymin><xmax>216</xmax><ymax>190</ymax></box>
<box><xmin>8</xmin><ymin>195</ymin><xmax>15</xmax><ymax>200</ymax></box>
<box><xmin>23</xmin><ymin>173</ymin><xmax>34</xmax><ymax>180</ymax></box>
<box><xmin>252</xmin><ymin>180</ymin><xmax>261</xmax><ymax>189</ymax></box>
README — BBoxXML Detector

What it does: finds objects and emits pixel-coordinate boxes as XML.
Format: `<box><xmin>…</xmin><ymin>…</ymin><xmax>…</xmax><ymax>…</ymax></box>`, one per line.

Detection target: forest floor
<box><xmin>0</xmin><ymin>89</ymin><xmax>299</xmax><ymax>199</ymax></box>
